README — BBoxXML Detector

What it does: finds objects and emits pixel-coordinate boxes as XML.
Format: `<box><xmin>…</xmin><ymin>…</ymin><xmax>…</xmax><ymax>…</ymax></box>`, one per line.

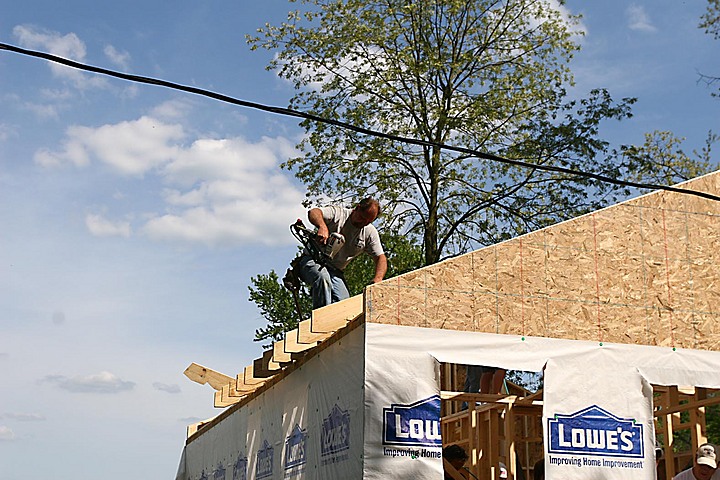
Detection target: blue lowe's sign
<box><xmin>232</xmin><ymin>454</ymin><xmax>247</xmax><ymax>480</ymax></box>
<box><xmin>284</xmin><ymin>424</ymin><xmax>307</xmax><ymax>470</ymax></box>
<box><xmin>321</xmin><ymin>404</ymin><xmax>350</xmax><ymax>457</ymax></box>
<box><xmin>213</xmin><ymin>463</ymin><xmax>226</xmax><ymax>480</ymax></box>
<box><xmin>256</xmin><ymin>440</ymin><xmax>274</xmax><ymax>479</ymax></box>
<box><xmin>547</xmin><ymin>405</ymin><xmax>644</xmax><ymax>458</ymax></box>
<box><xmin>383</xmin><ymin>395</ymin><xmax>442</xmax><ymax>447</ymax></box>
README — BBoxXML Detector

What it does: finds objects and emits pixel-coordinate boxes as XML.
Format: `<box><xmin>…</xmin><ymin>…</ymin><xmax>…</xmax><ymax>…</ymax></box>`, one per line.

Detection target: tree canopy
<box><xmin>246</xmin><ymin>0</ymin><xmax>716</xmax><ymax>345</ymax></box>
<box><xmin>248</xmin><ymin>0</ymin><xmax>640</xmax><ymax>265</ymax></box>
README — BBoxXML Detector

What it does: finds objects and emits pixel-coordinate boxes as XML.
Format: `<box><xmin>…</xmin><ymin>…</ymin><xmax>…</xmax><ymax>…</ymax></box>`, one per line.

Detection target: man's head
<box><xmin>443</xmin><ymin>444</ymin><xmax>468</xmax><ymax>470</ymax></box>
<box><xmin>693</xmin><ymin>443</ymin><xmax>718</xmax><ymax>480</ymax></box>
<box><xmin>498</xmin><ymin>462</ymin><xmax>508</xmax><ymax>479</ymax></box>
<box><xmin>350</xmin><ymin>197</ymin><xmax>380</xmax><ymax>228</ymax></box>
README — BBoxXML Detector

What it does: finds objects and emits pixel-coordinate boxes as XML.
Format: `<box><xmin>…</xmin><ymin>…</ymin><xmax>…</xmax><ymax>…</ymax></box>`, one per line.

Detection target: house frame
<box><xmin>178</xmin><ymin>171</ymin><xmax>720</xmax><ymax>480</ymax></box>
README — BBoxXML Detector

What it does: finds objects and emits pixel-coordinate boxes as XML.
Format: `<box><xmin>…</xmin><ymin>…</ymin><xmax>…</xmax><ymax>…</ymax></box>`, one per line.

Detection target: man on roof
<box><xmin>297</xmin><ymin>197</ymin><xmax>387</xmax><ymax>309</ymax></box>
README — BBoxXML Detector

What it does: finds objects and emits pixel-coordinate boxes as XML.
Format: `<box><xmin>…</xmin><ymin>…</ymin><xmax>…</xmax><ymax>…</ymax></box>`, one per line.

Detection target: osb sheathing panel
<box><xmin>366</xmin><ymin>171</ymin><xmax>720</xmax><ymax>350</ymax></box>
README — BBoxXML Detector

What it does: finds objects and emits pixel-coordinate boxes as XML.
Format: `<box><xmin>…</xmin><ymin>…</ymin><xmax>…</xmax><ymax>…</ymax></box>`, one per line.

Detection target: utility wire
<box><xmin>2</xmin><ymin>41</ymin><xmax>719</xmax><ymax>203</ymax></box>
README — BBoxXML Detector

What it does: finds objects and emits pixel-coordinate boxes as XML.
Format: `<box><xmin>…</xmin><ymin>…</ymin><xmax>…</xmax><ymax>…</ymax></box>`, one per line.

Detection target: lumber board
<box><xmin>183</xmin><ymin>363</ymin><xmax>234</xmax><ymax>390</ymax></box>
<box><xmin>252</xmin><ymin>350</ymin><xmax>282</xmax><ymax>378</ymax></box>
<box><xmin>297</xmin><ymin>319</ymin><xmax>335</xmax><ymax>343</ymax></box>
<box><xmin>310</xmin><ymin>294</ymin><xmax>363</xmax><ymax>332</ymax></box>
<box><xmin>242</xmin><ymin>365</ymin><xmax>268</xmax><ymax>385</ymax></box>
<box><xmin>283</xmin><ymin>328</ymin><xmax>318</xmax><ymax>354</ymax></box>
<box><xmin>272</xmin><ymin>339</ymin><xmax>293</xmax><ymax>364</ymax></box>
<box><xmin>214</xmin><ymin>388</ymin><xmax>241</xmax><ymax>408</ymax></box>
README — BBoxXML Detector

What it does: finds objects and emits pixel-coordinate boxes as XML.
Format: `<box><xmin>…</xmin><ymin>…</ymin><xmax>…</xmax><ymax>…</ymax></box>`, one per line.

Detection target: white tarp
<box><xmin>178</xmin><ymin>322</ymin><xmax>720</xmax><ymax>479</ymax></box>
<box><xmin>177</xmin><ymin>325</ymin><xmax>366</xmax><ymax>480</ymax></box>
<box><xmin>543</xmin><ymin>356</ymin><xmax>656</xmax><ymax>479</ymax></box>
<box><xmin>365</xmin><ymin>323</ymin><xmax>720</xmax><ymax>389</ymax></box>
<box><xmin>364</xmin><ymin>323</ymin><xmax>720</xmax><ymax>480</ymax></box>
<box><xmin>363</xmin><ymin>330</ymin><xmax>443</xmax><ymax>479</ymax></box>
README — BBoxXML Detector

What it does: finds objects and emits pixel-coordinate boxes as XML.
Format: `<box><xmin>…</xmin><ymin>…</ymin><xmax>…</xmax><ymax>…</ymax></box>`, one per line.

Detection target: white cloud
<box><xmin>21</xmin><ymin>102</ymin><xmax>61</xmax><ymax>119</ymax></box>
<box><xmin>626</xmin><ymin>5</ymin><xmax>656</xmax><ymax>32</ymax></box>
<box><xmin>40</xmin><ymin>371</ymin><xmax>135</xmax><ymax>394</ymax></box>
<box><xmin>85</xmin><ymin>214</ymin><xmax>132</xmax><ymax>238</ymax></box>
<box><xmin>0</xmin><ymin>426</ymin><xmax>16</xmax><ymax>441</ymax></box>
<box><xmin>0</xmin><ymin>123</ymin><xmax>17</xmax><ymax>141</ymax></box>
<box><xmin>35</xmin><ymin>116</ymin><xmax>184</xmax><ymax>174</ymax></box>
<box><xmin>150</xmin><ymin>100</ymin><xmax>191</xmax><ymax>121</ymax></box>
<box><xmin>3</xmin><ymin>413</ymin><xmax>46</xmax><ymax>422</ymax></box>
<box><xmin>153</xmin><ymin>382</ymin><xmax>181</xmax><ymax>394</ymax></box>
<box><xmin>36</xmin><ymin>111</ymin><xmax>307</xmax><ymax>247</ymax></box>
<box><xmin>13</xmin><ymin>25</ymin><xmax>108</xmax><ymax>90</ymax></box>
<box><xmin>104</xmin><ymin>45</ymin><xmax>131</xmax><ymax>71</ymax></box>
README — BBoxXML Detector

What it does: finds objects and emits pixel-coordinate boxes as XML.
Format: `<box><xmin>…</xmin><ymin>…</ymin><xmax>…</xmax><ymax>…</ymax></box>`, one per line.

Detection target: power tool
<box><xmin>282</xmin><ymin>219</ymin><xmax>345</xmax><ymax>322</ymax></box>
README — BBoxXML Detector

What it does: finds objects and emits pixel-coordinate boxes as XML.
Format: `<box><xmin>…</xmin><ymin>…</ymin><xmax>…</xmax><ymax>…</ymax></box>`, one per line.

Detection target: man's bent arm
<box><xmin>308</xmin><ymin>208</ymin><xmax>329</xmax><ymax>244</ymax></box>
<box><xmin>372</xmin><ymin>254</ymin><xmax>387</xmax><ymax>284</ymax></box>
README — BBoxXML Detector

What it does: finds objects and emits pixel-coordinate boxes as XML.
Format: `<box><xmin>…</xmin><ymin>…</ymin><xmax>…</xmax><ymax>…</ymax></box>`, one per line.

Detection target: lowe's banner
<box><xmin>364</xmin><ymin>324</ymin><xmax>443</xmax><ymax>479</ymax></box>
<box><xmin>543</xmin><ymin>355</ymin><xmax>656</xmax><ymax>480</ymax></box>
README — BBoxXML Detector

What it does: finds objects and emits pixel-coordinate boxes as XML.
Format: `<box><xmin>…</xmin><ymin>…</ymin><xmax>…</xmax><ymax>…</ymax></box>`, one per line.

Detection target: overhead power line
<box><xmin>1</xmin><ymin>41</ymin><xmax>719</xmax><ymax>203</ymax></box>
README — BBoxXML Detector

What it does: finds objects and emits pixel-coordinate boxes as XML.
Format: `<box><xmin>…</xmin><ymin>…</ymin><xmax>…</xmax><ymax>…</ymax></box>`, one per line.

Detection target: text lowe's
<box><xmin>547</xmin><ymin>405</ymin><xmax>644</xmax><ymax>458</ymax></box>
<box><xmin>382</xmin><ymin>395</ymin><xmax>442</xmax><ymax>447</ymax></box>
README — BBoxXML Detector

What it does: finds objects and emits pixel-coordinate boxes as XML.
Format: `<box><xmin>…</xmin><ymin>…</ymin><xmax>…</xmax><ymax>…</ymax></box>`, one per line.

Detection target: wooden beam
<box><xmin>186</xmin><ymin>415</ymin><xmax>218</xmax><ymax>439</ymax></box>
<box><xmin>253</xmin><ymin>350</ymin><xmax>282</xmax><ymax>378</ymax></box>
<box><xmin>272</xmin><ymin>339</ymin><xmax>293</xmax><ymax>363</ymax></box>
<box><xmin>236</xmin><ymin>366</ymin><xmax>265</xmax><ymax>392</ymax></box>
<box><xmin>214</xmin><ymin>388</ymin><xmax>241</xmax><ymax>408</ymax></box>
<box><xmin>242</xmin><ymin>365</ymin><xmax>268</xmax><ymax>385</ymax></box>
<box><xmin>183</xmin><ymin>363</ymin><xmax>234</xmax><ymax>390</ymax></box>
<box><xmin>234</xmin><ymin>377</ymin><xmax>261</xmax><ymax>394</ymax></box>
<box><xmin>283</xmin><ymin>328</ymin><xmax>318</xmax><ymax>354</ymax></box>
<box><xmin>310</xmin><ymin>294</ymin><xmax>363</xmax><ymax>332</ymax></box>
<box><xmin>297</xmin><ymin>319</ymin><xmax>335</xmax><ymax>343</ymax></box>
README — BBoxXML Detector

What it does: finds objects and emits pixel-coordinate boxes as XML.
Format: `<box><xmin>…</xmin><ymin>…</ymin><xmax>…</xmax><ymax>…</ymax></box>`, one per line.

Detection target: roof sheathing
<box><xmin>365</xmin><ymin>171</ymin><xmax>720</xmax><ymax>350</ymax></box>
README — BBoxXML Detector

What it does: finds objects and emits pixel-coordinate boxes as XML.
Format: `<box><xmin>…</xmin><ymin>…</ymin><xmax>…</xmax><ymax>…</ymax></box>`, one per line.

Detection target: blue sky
<box><xmin>0</xmin><ymin>1</ymin><xmax>717</xmax><ymax>479</ymax></box>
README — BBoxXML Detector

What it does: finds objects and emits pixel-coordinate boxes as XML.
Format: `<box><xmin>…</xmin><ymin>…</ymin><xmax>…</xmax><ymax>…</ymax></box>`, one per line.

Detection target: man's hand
<box><xmin>308</xmin><ymin>208</ymin><xmax>329</xmax><ymax>244</ymax></box>
<box><xmin>315</xmin><ymin>225</ymin><xmax>329</xmax><ymax>244</ymax></box>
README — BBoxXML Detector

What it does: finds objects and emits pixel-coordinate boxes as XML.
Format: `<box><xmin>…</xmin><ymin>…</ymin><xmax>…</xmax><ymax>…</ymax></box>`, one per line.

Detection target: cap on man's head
<box><xmin>499</xmin><ymin>462</ymin><xmax>508</xmax><ymax>479</ymax></box>
<box><xmin>696</xmin><ymin>443</ymin><xmax>718</xmax><ymax>469</ymax></box>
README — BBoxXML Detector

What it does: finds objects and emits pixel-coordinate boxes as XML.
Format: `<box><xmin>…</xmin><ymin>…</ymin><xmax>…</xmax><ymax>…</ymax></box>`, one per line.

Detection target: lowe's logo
<box><xmin>213</xmin><ymin>463</ymin><xmax>226</xmax><ymax>480</ymax></box>
<box><xmin>383</xmin><ymin>395</ymin><xmax>442</xmax><ymax>447</ymax></box>
<box><xmin>256</xmin><ymin>440</ymin><xmax>274</xmax><ymax>479</ymax></box>
<box><xmin>284</xmin><ymin>424</ymin><xmax>307</xmax><ymax>469</ymax></box>
<box><xmin>232</xmin><ymin>454</ymin><xmax>247</xmax><ymax>480</ymax></box>
<box><xmin>321</xmin><ymin>404</ymin><xmax>350</xmax><ymax>456</ymax></box>
<box><xmin>547</xmin><ymin>405</ymin><xmax>644</xmax><ymax>458</ymax></box>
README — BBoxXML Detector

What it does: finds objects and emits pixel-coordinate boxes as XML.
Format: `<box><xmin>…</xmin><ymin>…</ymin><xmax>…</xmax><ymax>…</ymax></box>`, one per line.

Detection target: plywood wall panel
<box><xmin>365</xmin><ymin>171</ymin><xmax>720</xmax><ymax>350</ymax></box>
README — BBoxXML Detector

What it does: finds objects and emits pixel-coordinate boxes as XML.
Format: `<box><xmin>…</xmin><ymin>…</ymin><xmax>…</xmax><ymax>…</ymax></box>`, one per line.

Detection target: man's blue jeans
<box><xmin>297</xmin><ymin>254</ymin><xmax>349</xmax><ymax>309</ymax></box>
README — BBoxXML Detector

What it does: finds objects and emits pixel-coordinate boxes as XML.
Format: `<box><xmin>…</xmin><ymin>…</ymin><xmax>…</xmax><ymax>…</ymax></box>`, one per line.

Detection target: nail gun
<box><xmin>282</xmin><ymin>219</ymin><xmax>345</xmax><ymax>322</ymax></box>
<box><xmin>289</xmin><ymin>219</ymin><xmax>345</xmax><ymax>267</ymax></box>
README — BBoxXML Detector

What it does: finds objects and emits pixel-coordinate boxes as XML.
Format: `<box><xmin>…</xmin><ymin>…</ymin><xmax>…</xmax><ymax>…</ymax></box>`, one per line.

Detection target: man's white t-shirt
<box><xmin>320</xmin><ymin>206</ymin><xmax>384</xmax><ymax>271</ymax></box>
